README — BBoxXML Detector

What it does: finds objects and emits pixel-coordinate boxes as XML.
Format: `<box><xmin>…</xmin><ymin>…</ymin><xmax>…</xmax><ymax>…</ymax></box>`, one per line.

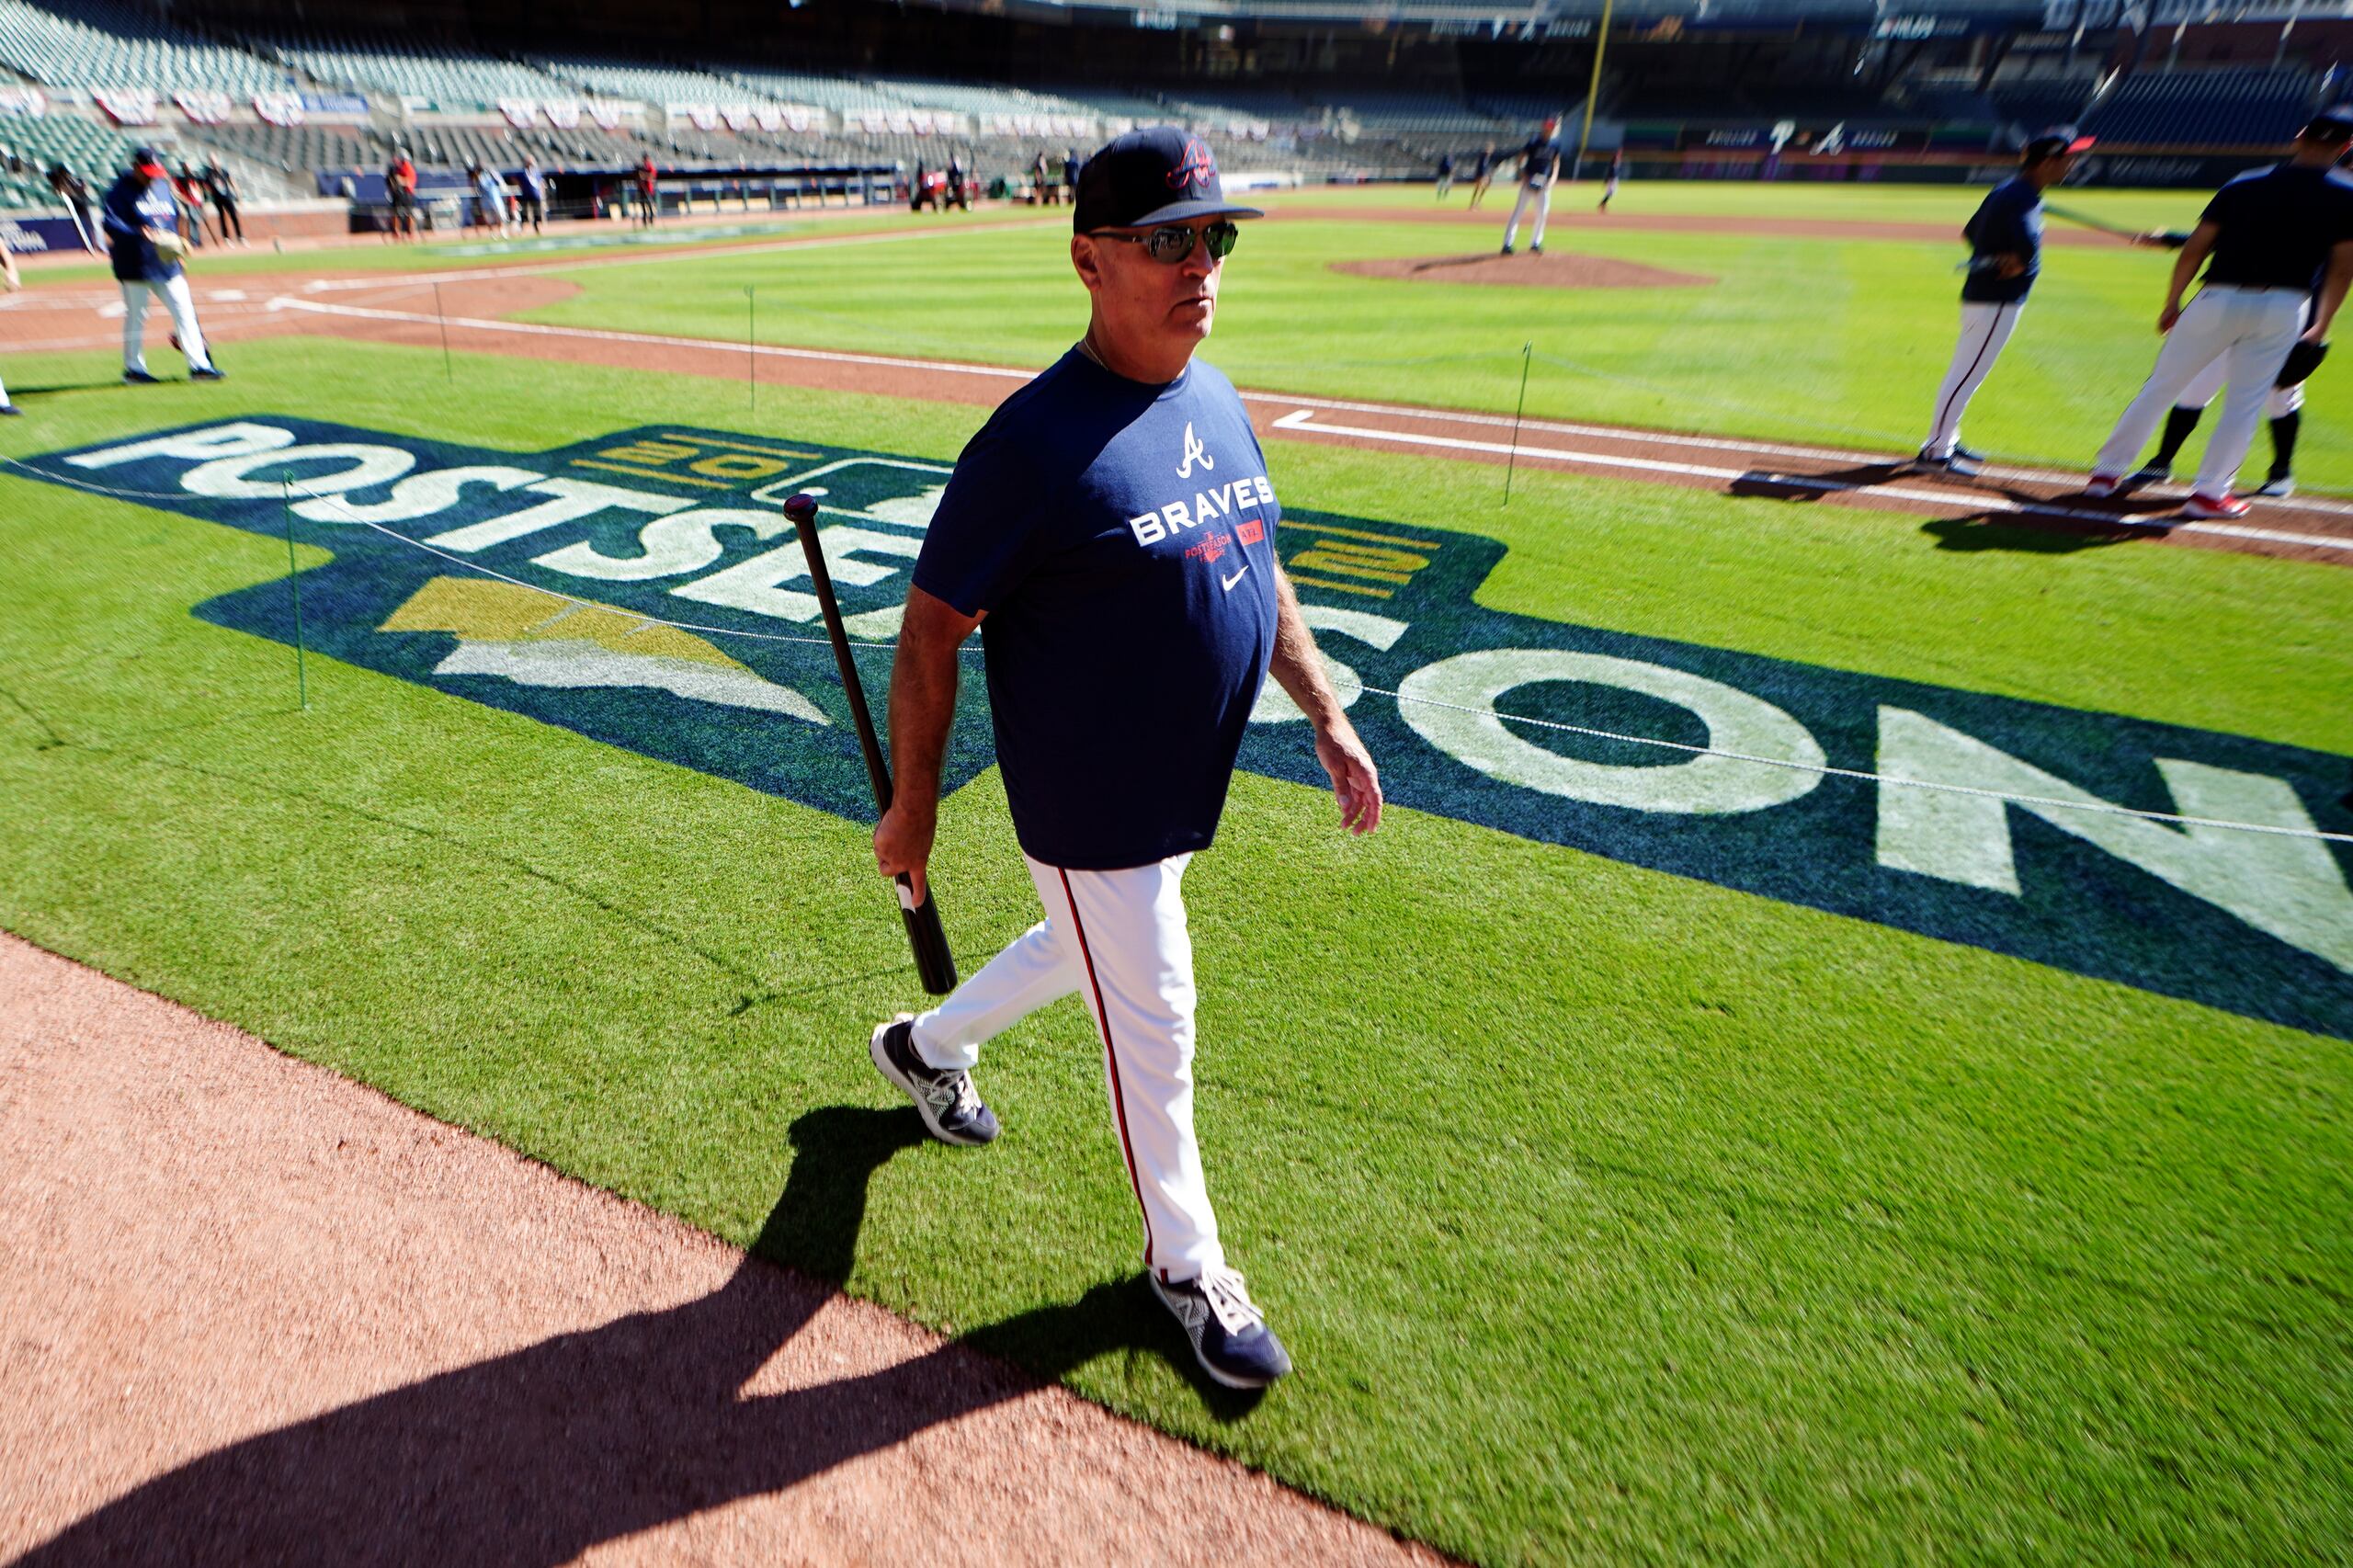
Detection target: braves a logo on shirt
<box><xmin>1166</xmin><ymin>138</ymin><xmax>1216</xmax><ymax>193</ymax></box>
<box><xmin>1177</xmin><ymin>421</ymin><xmax>1214</xmax><ymax>479</ymax></box>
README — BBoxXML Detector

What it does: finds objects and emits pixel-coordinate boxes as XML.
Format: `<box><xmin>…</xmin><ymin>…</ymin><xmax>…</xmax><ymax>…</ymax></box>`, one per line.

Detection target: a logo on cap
<box><xmin>1166</xmin><ymin>137</ymin><xmax>1216</xmax><ymax>193</ymax></box>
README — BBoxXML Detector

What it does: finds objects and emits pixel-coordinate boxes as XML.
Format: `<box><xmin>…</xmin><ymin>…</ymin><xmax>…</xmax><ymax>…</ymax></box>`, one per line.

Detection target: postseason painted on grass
<box><xmin>26</xmin><ymin>417</ymin><xmax>2353</xmax><ymax>1040</ymax></box>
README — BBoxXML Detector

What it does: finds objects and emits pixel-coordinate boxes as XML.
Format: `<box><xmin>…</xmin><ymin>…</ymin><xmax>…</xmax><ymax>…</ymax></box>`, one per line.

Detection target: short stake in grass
<box><xmin>433</xmin><ymin>281</ymin><xmax>454</xmax><ymax>384</ymax></box>
<box><xmin>278</xmin><ymin>478</ymin><xmax>307</xmax><ymax>710</ymax></box>
<box><xmin>1505</xmin><ymin>339</ymin><xmax>1531</xmax><ymax>506</ymax></box>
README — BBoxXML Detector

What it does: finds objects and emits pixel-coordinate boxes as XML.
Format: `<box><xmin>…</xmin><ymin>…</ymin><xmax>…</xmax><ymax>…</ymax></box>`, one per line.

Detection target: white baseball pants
<box><xmin>1921</xmin><ymin>300</ymin><xmax>2024</xmax><ymax>459</ymax></box>
<box><xmin>2094</xmin><ymin>285</ymin><xmax>2306</xmax><ymax>497</ymax></box>
<box><xmin>2172</xmin><ymin>337</ymin><xmax>2306</xmax><ymax>418</ymax></box>
<box><xmin>909</xmin><ymin>851</ymin><xmax>1224</xmax><ymax>1282</ymax></box>
<box><xmin>120</xmin><ymin>276</ymin><xmax>212</xmax><ymax>374</ymax></box>
<box><xmin>1505</xmin><ymin>179</ymin><xmax>1552</xmax><ymax>250</ymax></box>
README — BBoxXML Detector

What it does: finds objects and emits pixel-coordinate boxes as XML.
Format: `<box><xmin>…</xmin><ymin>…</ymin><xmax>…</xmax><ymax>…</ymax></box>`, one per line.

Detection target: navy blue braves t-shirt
<box><xmin>914</xmin><ymin>348</ymin><xmax>1281</xmax><ymax>870</ymax></box>
<box><xmin>2200</xmin><ymin>164</ymin><xmax>2353</xmax><ymax>290</ymax></box>
<box><xmin>1961</xmin><ymin>176</ymin><xmax>2042</xmax><ymax>304</ymax></box>
<box><xmin>101</xmin><ymin>172</ymin><xmax>185</xmax><ymax>284</ymax></box>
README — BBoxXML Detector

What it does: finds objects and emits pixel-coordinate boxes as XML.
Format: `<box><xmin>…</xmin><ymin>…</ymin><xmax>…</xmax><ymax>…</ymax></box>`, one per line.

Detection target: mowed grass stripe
<box><xmin>0</xmin><ymin>340</ymin><xmax>2347</xmax><ymax>1563</ymax></box>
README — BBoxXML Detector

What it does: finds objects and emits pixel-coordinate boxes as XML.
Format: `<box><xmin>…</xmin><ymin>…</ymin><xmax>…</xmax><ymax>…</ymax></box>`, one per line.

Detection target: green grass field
<box><xmin>504</xmin><ymin>186</ymin><xmax>2353</xmax><ymax>490</ymax></box>
<box><xmin>3</xmin><ymin>185</ymin><xmax>2350</xmax><ymax>1564</ymax></box>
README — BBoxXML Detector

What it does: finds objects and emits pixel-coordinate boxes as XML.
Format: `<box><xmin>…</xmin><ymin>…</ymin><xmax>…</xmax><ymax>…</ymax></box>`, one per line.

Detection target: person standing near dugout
<box><xmin>517</xmin><ymin>153</ymin><xmax>548</xmax><ymax>234</ymax></box>
<box><xmin>103</xmin><ymin>147</ymin><xmax>222</xmax><ymax>384</ymax></box>
<box><xmin>202</xmin><ymin>159</ymin><xmax>243</xmax><ymax>245</ymax></box>
<box><xmin>1915</xmin><ymin>127</ymin><xmax>2091</xmax><ymax>476</ymax></box>
<box><xmin>385</xmin><ymin>149</ymin><xmax>419</xmax><ymax>242</ymax></box>
<box><xmin>635</xmin><ymin>153</ymin><xmax>659</xmax><ymax>227</ymax></box>
<box><xmin>868</xmin><ymin>128</ymin><xmax>1382</xmax><ymax>1391</ymax></box>
<box><xmin>2086</xmin><ymin>107</ymin><xmax>2353</xmax><ymax>517</ymax></box>
<box><xmin>1500</xmin><ymin>116</ymin><xmax>1562</xmax><ymax>256</ymax></box>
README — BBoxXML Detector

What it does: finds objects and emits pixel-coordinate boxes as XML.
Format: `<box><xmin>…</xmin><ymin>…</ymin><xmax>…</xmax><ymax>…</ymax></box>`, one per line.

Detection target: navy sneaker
<box><xmin>1151</xmin><ymin>1267</ymin><xmax>1292</xmax><ymax>1390</ymax></box>
<box><xmin>1950</xmin><ymin>443</ymin><xmax>1986</xmax><ymax>463</ymax></box>
<box><xmin>2131</xmin><ymin>460</ymin><xmax>2172</xmax><ymax>485</ymax></box>
<box><xmin>190</xmin><ymin>365</ymin><xmax>226</xmax><ymax>381</ymax></box>
<box><xmin>1499</xmin><ymin>244</ymin><xmax>1514</xmax><ymax>256</ymax></box>
<box><xmin>869</xmin><ymin>1015</ymin><xmax>998</xmax><ymax>1146</ymax></box>
<box><xmin>123</xmin><ymin>369</ymin><xmax>162</xmax><ymax>385</ymax></box>
<box><xmin>0</xmin><ymin>403</ymin><xmax>18</xmax><ymax>417</ymax></box>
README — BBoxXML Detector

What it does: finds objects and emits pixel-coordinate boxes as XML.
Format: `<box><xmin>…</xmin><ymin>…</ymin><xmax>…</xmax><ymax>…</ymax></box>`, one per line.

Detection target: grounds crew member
<box><xmin>103</xmin><ymin>147</ymin><xmax>222</xmax><ymax>384</ymax></box>
<box><xmin>1501</xmin><ymin>116</ymin><xmax>1561</xmax><ymax>256</ymax></box>
<box><xmin>2086</xmin><ymin>106</ymin><xmax>2353</xmax><ymax>517</ymax></box>
<box><xmin>869</xmin><ymin>127</ymin><xmax>1382</xmax><ymax>1391</ymax></box>
<box><xmin>1915</xmin><ymin>126</ymin><xmax>2091</xmax><ymax>476</ymax></box>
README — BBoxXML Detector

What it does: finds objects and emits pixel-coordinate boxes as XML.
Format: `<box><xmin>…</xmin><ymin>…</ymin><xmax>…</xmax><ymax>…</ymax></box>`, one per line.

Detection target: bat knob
<box><xmin>780</xmin><ymin>493</ymin><xmax>819</xmax><ymax>525</ymax></box>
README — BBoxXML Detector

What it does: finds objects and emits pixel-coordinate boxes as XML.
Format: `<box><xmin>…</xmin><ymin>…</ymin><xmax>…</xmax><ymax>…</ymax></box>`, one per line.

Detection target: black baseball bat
<box><xmin>784</xmin><ymin>492</ymin><xmax>958</xmax><ymax>995</ymax></box>
<box><xmin>2041</xmin><ymin>202</ymin><xmax>2146</xmax><ymax>241</ymax></box>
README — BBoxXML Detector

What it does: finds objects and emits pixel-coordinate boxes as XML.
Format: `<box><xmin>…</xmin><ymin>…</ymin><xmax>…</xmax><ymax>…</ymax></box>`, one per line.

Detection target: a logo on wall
<box><xmin>22</xmin><ymin>419</ymin><xmax>2353</xmax><ymax>1040</ymax></box>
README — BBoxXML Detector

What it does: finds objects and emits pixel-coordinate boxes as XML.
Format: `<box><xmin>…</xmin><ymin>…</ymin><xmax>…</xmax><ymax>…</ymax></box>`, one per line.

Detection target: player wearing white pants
<box><xmin>2089</xmin><ymin>287</ymin><xmax>2306</xmax><ymax>501</ymax></box>
<box><xmin>1921</xmin><ymin>300</ymin><xmax>2024</xmax><ymax>465</ymax></box>
<box><xmin>119</xmin><ymin>273</ymin><xmax>214</xmax><ymax>378</ymax></box>
<box><xmin>1501</xmin><ymin>117</ymin><xmax>1562</xmax><ymax>256</ymax></box>
<box><xmin>2087</xmin><ymin>115</ymin><xmax>2353</xmax><ymax>515</ymax></box>
<box><xmin>907</xmin><ymin>852</ymin><xmax>1222</xmax><ymax>1279</ymax></box>
<box><xmin>869</xmin><ymin>128</ymin><xmax>1381</xmax><ymax>1391</ymax></box>
<box><xmin>1915</xmin><ymin>128</ymin><xmax>2088</xmax><ymax>474</ymax></box>
<box><xmin>100</xmin><ymin>147</ymin><xmax>221</xmax><ymax>383</ymax></box>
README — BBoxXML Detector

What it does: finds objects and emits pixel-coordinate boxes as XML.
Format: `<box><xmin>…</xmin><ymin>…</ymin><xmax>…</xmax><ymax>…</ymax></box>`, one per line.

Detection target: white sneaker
<box><xmin>2254</xmin><ymin>474</ymin><xmax>2295</xmax><ymax>498</ymax></box>
<box><xmin>2082</xmin><ymin>474</ymin><xmax>2122</xmax><ymax>499</ymax></box>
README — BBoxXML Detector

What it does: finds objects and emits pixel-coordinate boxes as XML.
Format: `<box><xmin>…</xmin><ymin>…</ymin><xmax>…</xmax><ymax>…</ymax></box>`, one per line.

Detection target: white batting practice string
<box><xmin>4</xmin><ymin>452</ymin><xmax>2347</xmax><ymax>846</ymax></box>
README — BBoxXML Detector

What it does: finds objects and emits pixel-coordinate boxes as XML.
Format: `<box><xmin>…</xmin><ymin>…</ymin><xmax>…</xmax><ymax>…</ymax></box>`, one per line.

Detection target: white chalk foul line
<box><xmin>1268</xmin><ymin>410</ymin><xmax>2353</xmax><ymax>552</ymax></box>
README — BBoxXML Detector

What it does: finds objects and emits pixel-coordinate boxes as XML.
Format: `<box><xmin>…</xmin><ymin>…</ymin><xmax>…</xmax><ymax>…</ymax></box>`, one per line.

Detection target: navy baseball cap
<box><xmin>2301</xmin><ymin>104</ymin><xmax>2353</xmax><ymax>142</ymax></box>
<box><xmin>131</xmin><ymin>146</ymin><xmax>166</xmax><ymax>176</ymax></box>
<box><xmin>1074</xmin><ymin>127</ymin><xmax>1263</xmax><ymax>234</ymax></box>
<box><xmin>2021</xmin><ymin>127</ymin><xmax>2096</xmax><ymax>163</ymax></box>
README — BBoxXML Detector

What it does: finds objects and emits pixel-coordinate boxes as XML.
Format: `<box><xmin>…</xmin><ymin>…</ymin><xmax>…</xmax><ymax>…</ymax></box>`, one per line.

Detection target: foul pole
<box><xmin>1574</xmin><ymin>0</ymin><xmax>1615</xmax><ymax>180</ymax></box>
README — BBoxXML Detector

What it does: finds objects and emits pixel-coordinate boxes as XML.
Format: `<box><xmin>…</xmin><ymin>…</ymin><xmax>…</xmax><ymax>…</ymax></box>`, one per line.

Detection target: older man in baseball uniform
<box><xmin>868</xmin><ymin>127</ymin><xmax>1381</xmax><ymax>1391</ymax></box>
<box><xmin>2086</xmin><ymin>107</ymin><xmax>2353</xmax><ymax>517</ymax></box>
<box><xmin>103</xmin><ymin>147</ymin><xmax>222</xmax><ymax>385</ymax></box>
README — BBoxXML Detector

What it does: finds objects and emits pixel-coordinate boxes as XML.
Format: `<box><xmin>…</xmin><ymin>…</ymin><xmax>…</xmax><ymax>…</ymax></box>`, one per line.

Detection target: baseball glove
<box><xmin>2276</xmin><ymin>337</ymin><xmax>2329</xmax><ymax>388</ymax></box>
<box><xmin>151</xmin><ymin>230</ymin><xmax>187</xmax><ymax>263</ymax></box>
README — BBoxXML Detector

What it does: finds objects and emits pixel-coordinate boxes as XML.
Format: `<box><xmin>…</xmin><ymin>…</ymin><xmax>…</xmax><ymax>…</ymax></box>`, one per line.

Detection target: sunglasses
<box><xmin>1089</xmin><ymin>220</ymin><xmax>1239</xmax><ymax>266</ymax></box>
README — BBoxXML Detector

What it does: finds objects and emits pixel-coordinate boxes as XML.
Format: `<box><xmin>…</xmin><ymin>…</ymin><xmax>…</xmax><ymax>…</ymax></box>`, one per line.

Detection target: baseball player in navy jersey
<box><xmin>2085</xmin><ymin>108</ymin><xmax>2353</xmax><ymax>517</ymax></box>
<box><xmin>2127</xmin><ymin>222</ymin><xmax>2324</xmax><ymax>496</ymax></box>
<box><xmin>1915</xmin><ymin>127</ymin><xmax>2090</xmax><ymax>476</ymax></box>
<box><xmin>867</xmin><ymin>127</ymin><xmax>1382</xmax><ymax>1391</ymax></box>
<box><xmin>103</xmin><ymin>147</ymin><xmax>222</xmax><ymax>385</ymax></box>
<box><xmin>1501</xmin><ymin>117</ymin><xmax>1562</xmax><ymax>256</ymax></box>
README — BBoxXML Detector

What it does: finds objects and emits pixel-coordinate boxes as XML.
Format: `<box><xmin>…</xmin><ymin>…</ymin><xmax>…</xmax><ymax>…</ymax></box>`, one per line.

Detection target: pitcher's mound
<box><xmin>1335</xmin><ymin>252</ymin><xmax>1715</xmax><ymax>290</ymax></box>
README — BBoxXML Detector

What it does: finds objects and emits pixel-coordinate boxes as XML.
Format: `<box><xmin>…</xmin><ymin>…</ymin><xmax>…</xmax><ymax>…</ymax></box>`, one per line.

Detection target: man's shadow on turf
<box><xmin>17</xmin><ymin>1106</ymin><xmax>1254</xmax><ymax>1568</ymax></box>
